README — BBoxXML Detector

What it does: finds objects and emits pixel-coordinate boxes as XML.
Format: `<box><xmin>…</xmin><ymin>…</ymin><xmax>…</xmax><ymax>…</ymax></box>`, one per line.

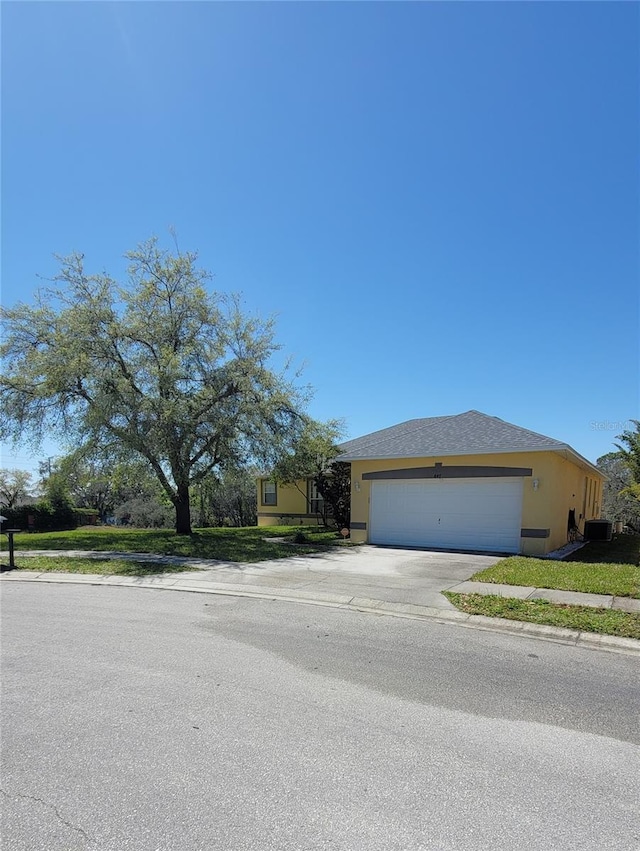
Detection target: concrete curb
<box><xmin>2</xmin><ymin>571</ymin><xmax>639</xmax><ymax>657</ymax></box>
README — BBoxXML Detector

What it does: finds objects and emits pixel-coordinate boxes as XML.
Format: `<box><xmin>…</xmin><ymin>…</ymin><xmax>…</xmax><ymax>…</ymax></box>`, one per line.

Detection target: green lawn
<box><xmin>445</xmin><ymin>534</ymin><xmax>640</xmax><ymax>638</ymax></box>
<box><xmin>8</xmin><ymin>556</ymin><xmax>195</xmax><ymax>576</ymax></box>
<box><xmin>445</xmin><ymin>592</ymin><xmax>640</xmax><ymax>640</ymax></box>
<box><xmin>1</xmin><ymin>525</ymin><xmax>349</xmax><ymax>563</ymax></box>
<box><xmin>468</xmin><ymin>535</ymin><xmax>640</xmax><ymax>599</ymax></box>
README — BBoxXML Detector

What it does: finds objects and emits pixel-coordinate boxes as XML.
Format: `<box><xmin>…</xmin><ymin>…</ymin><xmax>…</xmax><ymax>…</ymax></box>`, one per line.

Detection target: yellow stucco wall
<box><xmin>348</xmin><ymin>451</ymin><xmax>604</xmax><ymax>555</ymax></box>
<box><xmin>256</xmin><ymin>479</ymin><xmax>322</xmax><ymax>526</ymax></box>
<box><xmin>545</xmin><ymin>453</ymin><xmax>602</xmax><ymax>551</ymax></box>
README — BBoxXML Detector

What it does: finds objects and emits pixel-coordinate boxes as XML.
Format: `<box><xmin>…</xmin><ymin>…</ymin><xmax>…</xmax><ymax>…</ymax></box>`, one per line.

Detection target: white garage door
<box><xmin>369</xmin><ymin>478</ymin><xmax>523</xmax><ymax>553</ymax></box>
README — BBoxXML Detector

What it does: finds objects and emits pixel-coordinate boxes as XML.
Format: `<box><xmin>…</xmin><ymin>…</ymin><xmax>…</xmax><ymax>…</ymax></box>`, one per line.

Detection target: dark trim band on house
<box><xmin>362</xmin><ymin>465</ymin><xmax>533</xmax><ymax>481</ymax></box>
<box><xmin>257</xmin><ymin>512</ymin><xmax>323</xmax><ymax>520</ymax></box>
<box><xmin>350</xmin><ymin>521</ymin><xmax>367</xmax><ymax>530</ymax></box>
<box><xmin>520</xmin><ymin>528</ymin><xmax>550</xmax><ymax>538</ymax></box>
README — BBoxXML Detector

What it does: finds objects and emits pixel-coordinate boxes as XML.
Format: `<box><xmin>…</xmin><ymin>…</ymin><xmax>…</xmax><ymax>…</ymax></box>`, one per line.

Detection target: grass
<box><xmin>1</xmin><ymin>524</ymin><xmax>350</xmax><ymax>563</ymax></box>
<box><xmin>4</xmin><ymin>556</ymin><xmax>194</xmax><ymax>576</ymax></box>
<box><xmin>468</xmin><ymin>535</ymin><xmax>640</xmax><ymax>599</ymax></box>
<box><xmin>445</xmin><ymin>592</ymin><xmax>640</xmax><ymax>640</ymax></box>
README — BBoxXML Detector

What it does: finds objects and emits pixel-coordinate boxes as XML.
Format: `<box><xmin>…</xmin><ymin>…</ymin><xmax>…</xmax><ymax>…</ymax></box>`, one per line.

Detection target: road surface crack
<box><xmin>0</xmin><ymin>787</ymin><xmax>93</xmax><ymax>843</ymax></box>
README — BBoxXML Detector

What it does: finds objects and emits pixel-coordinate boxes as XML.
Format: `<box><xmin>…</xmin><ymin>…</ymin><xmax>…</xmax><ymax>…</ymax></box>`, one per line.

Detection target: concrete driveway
<box><xmin>7</xmin><ymin>545</ymin><xmax>501</xmax><ymax>611</ymax></box>
<box><xmin>172</xmin><ymin>545</ymin><xmax>503</xmax><ymax>610</ymax></box>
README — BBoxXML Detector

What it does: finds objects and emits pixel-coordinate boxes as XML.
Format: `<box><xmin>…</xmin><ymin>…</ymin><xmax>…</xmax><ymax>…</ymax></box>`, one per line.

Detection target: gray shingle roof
<box><xmin>337</xmin><ymin>410</ymin><xmax>568</xmax><ymax>461</ymax></box>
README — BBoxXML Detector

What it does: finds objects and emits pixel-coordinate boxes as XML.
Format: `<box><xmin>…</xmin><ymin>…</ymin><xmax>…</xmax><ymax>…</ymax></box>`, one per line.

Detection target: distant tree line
<box><xmin>0</xmin><ymin>454</ymin><xmax>258</xmax><ymax>532</ymax></box>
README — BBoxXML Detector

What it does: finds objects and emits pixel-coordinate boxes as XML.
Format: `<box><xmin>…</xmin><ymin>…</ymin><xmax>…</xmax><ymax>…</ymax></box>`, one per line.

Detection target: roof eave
<box><xmin>555</xmin><ymin>446</ymin><xmax>603</xmax><ymax>477</ymax></box>
<box><xmin>337</xmin><ymin>445</ymin><xmax>561</xmax><ymax>462</ymax></box>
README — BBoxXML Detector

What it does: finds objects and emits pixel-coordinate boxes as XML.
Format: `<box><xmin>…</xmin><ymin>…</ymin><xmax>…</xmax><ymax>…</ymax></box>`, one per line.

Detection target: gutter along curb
<box><xmin>2</xmin><ymin>570</ymin><xmax>639</xmax><ymax>658</ymax></box>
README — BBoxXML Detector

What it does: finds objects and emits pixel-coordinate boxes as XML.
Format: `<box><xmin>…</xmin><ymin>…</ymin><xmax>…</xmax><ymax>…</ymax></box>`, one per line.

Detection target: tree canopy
<box><xmin>597</xmin><ymin>452</ymin><xmax>640</xmax><ymax>530</ymax></box>
<box><xmin>612</xmin><ymin>420</ymin><xmax>640</xmax><ymax>514</ymax></box>
<box><xmin>272</xmin><ymin>419</ymin><xmax>344</xmax><ymax>485</ymax></box>
<box><xmin>615</xmin><ymin>421</ymin><xmax>640</xmax><ymax>487</ymax></box>
<box><xmin>0</xmin><ymin>238</ymin><xmax>310</xmax><ymax>533</ymax></box>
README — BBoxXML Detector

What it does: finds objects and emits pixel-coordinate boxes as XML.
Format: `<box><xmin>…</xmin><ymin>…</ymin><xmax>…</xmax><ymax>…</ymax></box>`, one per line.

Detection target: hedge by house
<box><xmin>0</xmin><ymin>503</ymin><xmax>81</xmax><ymax>532</ymax></box>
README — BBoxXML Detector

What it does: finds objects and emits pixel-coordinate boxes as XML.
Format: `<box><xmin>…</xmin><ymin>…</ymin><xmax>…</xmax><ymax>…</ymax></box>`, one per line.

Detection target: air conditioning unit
<box><xmin>584</xmin><ymin>520</ymin><xmax>612</xmax><ymax>542</ymax></box>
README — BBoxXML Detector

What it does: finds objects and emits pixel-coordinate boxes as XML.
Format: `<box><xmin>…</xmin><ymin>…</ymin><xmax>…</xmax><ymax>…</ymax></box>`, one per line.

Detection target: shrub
<box><xmin>74</xmin><ymin>508</ymin><xmax>100</xmax><ymax>525</ymax></box>
<box><xmin>0</xmin><ymin>503</ymin><xmax>77</xmax><ymax>532</ymax></box>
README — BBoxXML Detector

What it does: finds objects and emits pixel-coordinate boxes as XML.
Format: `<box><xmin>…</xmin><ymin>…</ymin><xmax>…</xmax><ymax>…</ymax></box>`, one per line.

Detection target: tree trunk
<box><xmin>174</xmin><ymin>485</ymin><xmax>192</xmax><ymax>535</ymax></box>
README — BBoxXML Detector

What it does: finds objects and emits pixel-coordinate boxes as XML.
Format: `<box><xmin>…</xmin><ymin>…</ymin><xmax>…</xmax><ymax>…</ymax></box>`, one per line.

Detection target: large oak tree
<box><xmin>0</xmin><ymin>239</ymin><xmax>309</xmax><ymax>533</ymax></box>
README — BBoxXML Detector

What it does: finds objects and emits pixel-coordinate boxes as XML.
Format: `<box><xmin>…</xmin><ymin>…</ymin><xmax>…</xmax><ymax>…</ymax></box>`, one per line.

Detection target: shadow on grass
<box><xmin>566</xmin><ymin>534</ymin><xmax>640</xmax><ymax>566</ymax></box>
<box><xmin>107</xmin><ymin>563</ymin><xmax>197</xmax><ymax>577</ymax></box>
<box><xmin>6</xmin><ymin>526</ymin><xmax>345</xmax><ymax>563</ymax></box>
<box><xmin>7</xmin><ymin>557</ymin><xmax>200</xmax><ymax>577</ymax></box>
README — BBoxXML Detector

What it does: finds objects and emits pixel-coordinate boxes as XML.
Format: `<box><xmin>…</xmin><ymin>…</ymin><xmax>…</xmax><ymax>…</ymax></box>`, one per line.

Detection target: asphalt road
<box><xmin>1</xmin><ymin>583</ymin><xmax>639</xmax><ymax>851</ymax></box>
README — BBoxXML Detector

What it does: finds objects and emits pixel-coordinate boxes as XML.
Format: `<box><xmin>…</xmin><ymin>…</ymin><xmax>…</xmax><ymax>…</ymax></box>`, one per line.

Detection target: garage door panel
<box><xmin>369</xmin><ymin>478</ymin><xmax>523</xmax><ymax>553</ymax></box>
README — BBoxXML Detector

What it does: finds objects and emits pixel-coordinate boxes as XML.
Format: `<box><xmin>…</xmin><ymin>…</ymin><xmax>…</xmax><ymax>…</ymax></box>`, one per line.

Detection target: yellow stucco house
<box><xmin>257</xmin><ymin>476</ymin><xmax>328</xmax><ymax>527</ymax></box>
<box><xmin>258</xmin><ymin>410</ymin><xmax>605</xmax><ymax>556</ymax></box>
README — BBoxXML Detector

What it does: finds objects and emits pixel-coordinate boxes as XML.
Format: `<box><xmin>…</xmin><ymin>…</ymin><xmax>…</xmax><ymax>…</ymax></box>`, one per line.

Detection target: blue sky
<box><xmin>2</xmin><ymin>1</ymin><xmax>638</xmax><ymax>476</ymax></box>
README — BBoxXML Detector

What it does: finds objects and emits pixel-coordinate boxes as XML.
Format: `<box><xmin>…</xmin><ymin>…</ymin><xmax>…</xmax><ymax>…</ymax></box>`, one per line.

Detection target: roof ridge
<box><xmin>340</xmin><ymin>413</ymin><xmax>453</xmax><ymax>451</ymax></box>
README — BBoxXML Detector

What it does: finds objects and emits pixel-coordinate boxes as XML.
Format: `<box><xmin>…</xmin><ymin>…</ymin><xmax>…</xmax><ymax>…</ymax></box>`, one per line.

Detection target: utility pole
<box><xmin>38</xmin><ymin>457</ymin><xmax>53</xmax><ymax>478</ymax></box>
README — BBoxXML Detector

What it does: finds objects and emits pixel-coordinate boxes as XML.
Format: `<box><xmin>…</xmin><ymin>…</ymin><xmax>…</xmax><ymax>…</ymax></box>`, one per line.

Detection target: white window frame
<box><xmin>308</xmin><ymin>478</ymin><xmax>324</xmax><ymax>515</ymax></box>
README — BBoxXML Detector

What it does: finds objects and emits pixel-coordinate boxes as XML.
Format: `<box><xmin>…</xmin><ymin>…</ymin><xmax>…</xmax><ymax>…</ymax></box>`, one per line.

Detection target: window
<box><xmin>262</xmin><ymin>480</ymin><xmax>277</xmax><ymax>506</ymax></box>
<box><xmin>308</xmin><ymin>478</ymin><xmax>324</xmax><ymax>515</ymax></box>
